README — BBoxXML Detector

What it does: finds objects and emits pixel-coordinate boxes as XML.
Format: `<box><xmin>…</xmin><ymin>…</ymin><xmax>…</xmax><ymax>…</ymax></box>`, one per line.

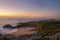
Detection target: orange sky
<box><xmin>0</xmin><ymin>13</ymin><xmax>55</xmax><ymax>18</ymax></box>
<box><xmin>0</xmin><ymin>6</ymin><xmax>57</xmax><ymax>18</ymax></box>
<box><xmin>0</xmin><ymin>9</ymin><xmax>40</xmax><ymax>18</ymax></box>
<box><xmin>0</xmin><ymin>13</ymin><xmax>45</xmax><ymax>18</ymax></box>
<box><xmin>0</xmin><ymin>0</ymin><xmax>59</xmax><ymax>19</ymax></box>
<box><xmin>0</xmin><ymin>9</ymin><xmax>56</xmax><ymax>18</ymax></box>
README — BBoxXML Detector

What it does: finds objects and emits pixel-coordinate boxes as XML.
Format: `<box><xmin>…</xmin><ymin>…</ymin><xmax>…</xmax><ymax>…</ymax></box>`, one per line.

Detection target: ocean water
<box><xmin>0</xmin><ymin>18</ymin><xmax>39</xmax><ymax>34</ymax></box>
<box><xmin>0</xmin><ymin>18</ymin><xmax>41</xmax><ymax>29</ymax></box>
<box><xmin>0</xmin><ymin>18</ymin><xmax>40</xmax><ymax>35</ymax></box>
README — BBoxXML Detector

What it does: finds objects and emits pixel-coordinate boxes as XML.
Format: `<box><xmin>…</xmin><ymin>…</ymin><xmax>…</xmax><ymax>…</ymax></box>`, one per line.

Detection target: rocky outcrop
<box><xmin>3</xmin><ymin>24</ymin><xmax>13</xmax><ymax>29</ymax></box>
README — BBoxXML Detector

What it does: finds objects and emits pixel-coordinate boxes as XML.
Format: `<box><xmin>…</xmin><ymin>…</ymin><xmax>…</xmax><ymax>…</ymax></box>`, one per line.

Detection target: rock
<box><xmin>3</xmin><ymin>24</ymin><xmax>13</xmax><ymax>29</ymax></box>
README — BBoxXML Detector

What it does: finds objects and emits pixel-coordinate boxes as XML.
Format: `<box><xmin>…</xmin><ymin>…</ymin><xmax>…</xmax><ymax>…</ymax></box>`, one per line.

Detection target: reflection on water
<box><xmin>0</xmin><ymin>18</ymin><xmax>40</xmax><ymax>29</ymax></box>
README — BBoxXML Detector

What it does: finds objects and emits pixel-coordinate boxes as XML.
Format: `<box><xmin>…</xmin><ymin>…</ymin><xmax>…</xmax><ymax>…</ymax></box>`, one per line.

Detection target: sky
<box><xmin>0</xmin><ymin>0</ymin><xmax>60</xmax><ymax>19</ymax></box>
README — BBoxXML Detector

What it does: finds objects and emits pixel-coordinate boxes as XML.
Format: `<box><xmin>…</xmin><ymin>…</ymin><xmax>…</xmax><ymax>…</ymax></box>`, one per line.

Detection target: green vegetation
<box><xmin>35</xmin><ymin>20</ymin><xmax>60</xmax><ymax>40</ymax></box>
<box><xmin>37</xmin><ymin>20</ymin><xmax>60</xmax><ymax>32</ymax></box>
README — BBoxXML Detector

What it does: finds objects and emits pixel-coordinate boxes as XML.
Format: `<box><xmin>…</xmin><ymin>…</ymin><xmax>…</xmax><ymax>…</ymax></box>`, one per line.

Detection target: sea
<box><xmin>0</xmin><ymin>18</ymin><xmax>42</xmax><ymax>35</ymax></box>
<box><xmin>0</xmin><ymin>18</ymin><xmax>42</xmax><ymax>29</ymax></box>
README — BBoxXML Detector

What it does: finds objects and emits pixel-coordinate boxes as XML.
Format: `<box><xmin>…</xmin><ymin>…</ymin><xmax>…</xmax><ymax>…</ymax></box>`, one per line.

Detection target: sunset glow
<box><xmin>0</xmin><ymin>0</ymin><xmax>59</xmax><ymax>18</ymax></box>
